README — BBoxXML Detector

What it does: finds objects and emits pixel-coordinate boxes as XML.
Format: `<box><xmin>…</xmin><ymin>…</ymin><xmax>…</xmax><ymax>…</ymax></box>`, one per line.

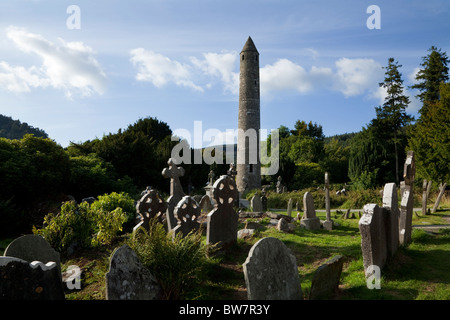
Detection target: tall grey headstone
<box><xmin>382</xmin><ymin>183</ymin><xmax>399</xmax><ymax>256</ymax></box>
<box><xmin>300</xmin><ymin>192</ymin><xmax>321</xmax><ymax>230</ymax></box>
<box><xmin>251</xmin><ymin>193</ymin><xmax>263</xmax><ymax>212</ymax></box>
<box><xmin>243</xmin><ymin>237</ymin><xmax>303</xmax><ymax>300</ymax></box>
<box><xmin>206</xmin><ymin>175</ymin><xmax>239</xmax><ymax>248</ymax></box>
<box><xmin>359</xmin><ymin>204</ymin><xmax>387</xmax><ymax>272</ymax></box>
<box><xmin>0</xmin><ymin>257</ymin><xmax>64</xmax><ymax>300</ymax></box>
<box><xmin>399</xmin><ymin>151</ymin><xmax>415</xmax><ymax>246</ymax></box>
<box><xmin>286</xmin><ymin>198</ymin><xmax>293</xmax><ymax>217</ymax></box>
<box><xmin>4</xmin><ymin>234</ymin><xmax>61</xmax><ymax>278</ymax></box>
<box><xmin>309</xmin><ymin>255</ymin><xmax>344</xmax><ymax>300</ymax></box>
<box><xmin>105</xmin><ymin>245</ymin><xmax>161</xmax><ymax>300</ymax></box>
<box><xmin>172</xmin><ymin>196</ymin><xmax>201</xmax><ymax>238</ymax></box>
<box><xmin>162</xmin><ymin>158</ymin><xmax>186</xmax><ymax>231</ymax></box>
<box><xmin>323</xmin><ymin>172</ymin><xmax>333</xmax><ymax>230</ymax></box>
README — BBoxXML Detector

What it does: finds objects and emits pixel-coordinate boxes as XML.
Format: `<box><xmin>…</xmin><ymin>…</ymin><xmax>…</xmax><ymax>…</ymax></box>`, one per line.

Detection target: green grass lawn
<box><xmin>2</xmin><ymin>210</ymin><xmax>449</xmax><ymax>300</ymax></box>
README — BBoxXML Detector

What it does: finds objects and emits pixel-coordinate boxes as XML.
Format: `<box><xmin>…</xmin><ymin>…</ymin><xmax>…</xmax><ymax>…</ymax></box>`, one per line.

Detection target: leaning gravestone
<box><xmin>359</xmin><ymin>204</ymin><xmax>387</xmax><ymax>272</ymax></box>
<box><xmin>399</xmin><ymin>151</ymin><xmax>415</xmax><ymax>246</ymax></box>
<box><xmin>309</xmin><ymin>255</ymin><xmax>344</xmax><ymax>300</ymax></box>
<box><xmin>134</xmin><ymin>188</ymin><xmax>167</xmax><ymax>236</ymax></box>
<box><xmin>250</xmin><ymin>193</ymin><xmax>263</xmax><ymax>212</ymax></box>
<box><xmin>172</xmin><ymin>196</ymin><xmax>201</xmax><ymax>238</ymax></box>
<box><xmin>382</xmin><ymin>183</ymin><xmax>399</xmax><ymax>257</ymax></box>
<box><xmin>206</xmin><ymin>175</ymin><xmax>239</xmax><ymax>248</ymax></box>
<box><xmin>300</xmin><ymin>192</ymin><xmax>321</xmax><ymax>230</ymax></box>
<box><xmin>105</xmin><ymin>245</ymin><xmax>161</xmax><ymax>300</ymax></box>
<box><xmin>162</xmin><ymin>158</ymin><xmax>186</xmax><ymax>231</ymax></box>
<box><xmin>0</xmin><ymin>257</ymin><xmax>65</xmax><ymax>300</ymax></box>
<box><xmin>243</xmin><ymin>237</ymin><xmax>302</xmax><ymax>300</ymax></box>
<box><xmin>4</xmin><ymin>234</ymin><xmax>61</xmax><ymax>278</ymax></box>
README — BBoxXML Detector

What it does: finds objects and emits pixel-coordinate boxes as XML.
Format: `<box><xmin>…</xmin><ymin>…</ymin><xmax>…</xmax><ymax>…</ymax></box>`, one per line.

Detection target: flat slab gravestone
<box><xmin>382</xmin><ymin>183</ymin><xmax>400</xmax><ymax>256</ymax></box>
<box><xmin>0</xmin><ymin>256</ymin><xmax>65</xmax><ymax>300</ymax></box>
<box><xmin>243</xmin><ymin>237</ymin><xmax>303</xmax><ymax>300</ymax></box>
<box><xmin>359</xmin><ymin>204</ymin><xmax>387</xmax><ymax>272</ymax></box>
<box><xmin>4</xmin><ymin>234</ymin><xmax>61</xmax><ymax>277</ymax></box>
<box><xmin>105</xmin><ymin>245</ymin><xmax>161</xmax><ymax>300</ymax></box>
<box><xmin>309</xmin><ymin>255</ymin><xmax>344</xmax><ymax>300</ymax></box>
<box><xmin>300</xmin><ymin>192</ymin><xmax>321</xmax><ymax>230</ymax></box>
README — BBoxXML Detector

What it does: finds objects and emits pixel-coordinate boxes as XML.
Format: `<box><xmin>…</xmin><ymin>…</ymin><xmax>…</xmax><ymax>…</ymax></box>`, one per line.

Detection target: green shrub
<box><xmin>128</xmin><ymin>218</ymin><xmax>214</xmax><ymax>300</ymax></box>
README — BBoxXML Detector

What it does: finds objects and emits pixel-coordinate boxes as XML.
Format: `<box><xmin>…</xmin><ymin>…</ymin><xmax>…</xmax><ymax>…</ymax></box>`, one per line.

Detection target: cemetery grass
<box><xmin>2</xmin><ymin>210</ymin><xmax>449</xmax><ymax>300</ymax></box>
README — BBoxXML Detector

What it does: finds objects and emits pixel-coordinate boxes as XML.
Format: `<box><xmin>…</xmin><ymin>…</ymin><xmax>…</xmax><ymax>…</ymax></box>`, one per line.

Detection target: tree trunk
<box><xmin>431</xmin><ymin>182</ymin><xmax>447</xmax><ymax>213</ymax></box>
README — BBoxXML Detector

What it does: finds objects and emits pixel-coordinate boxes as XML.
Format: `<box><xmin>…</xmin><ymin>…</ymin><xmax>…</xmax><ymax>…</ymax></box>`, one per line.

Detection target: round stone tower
<box><xmin>236</xmin><ymin>36</ymin><xmax>261</xmax><ymax>193</ymax></box>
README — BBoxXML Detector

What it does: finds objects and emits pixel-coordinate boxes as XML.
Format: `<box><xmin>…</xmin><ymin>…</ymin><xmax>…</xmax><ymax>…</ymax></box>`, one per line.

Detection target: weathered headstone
<box><xmin>261</xmin><ymin>188</ymin><xmax>268</xmax><ymax>212</ymax></box>
<box><xmin>162</xmin><ymin>158</ymin><xmax>186</xmax><ymax>231</ymax></box>
<box><xmin>382</xmin><ymin>183</ymin><xmax>399</xmax><ymax>256</ymax></box>
<box><xmin>323</xmin><ymin>172</ymin><xmax>333</xmax><ymax>230</ymax></box>
<box><xmin>172</xmin><ymin>196</ymin><xmax>201</xmax><ymax>238</ymax></box>
<box><xmin>277</xmin><ymin>217</ymin><xmax>290</xmax><ymax>232</ymax></box>
<box><xmin>250</xmin><ymin>193</ymin><xmax>263</xmax><ymax>212</ymax></box>
<box><xmin>4</xmin><ymin>234</ymin><xmax>61</xmax><ymax>277</ymax></box>
<box><xmin>359</xmin><ymin>204</ymin><xmax>387</xmax><ymax>272</ymax></box>
<box><xmin>133</xmin><ymin>188</ymin><xmax>167</xmax><ymax>236</ymax></box>
<box><xmin>309</xmin><ymin>255</ymin><xmax>344</xmax><ymax>300</ymax></box>
<box><xmin>422</xmin><ymin>179</ymin><xmax>428</xmax><ymax>215</ymax></box>
<box><xmin>105</xmin><ymin>245</ymin><xmax>161</xmax><ymax>300</ymax></box>
<box><xmin>276</xmin><ymin>176</ymin><xmax>285</xmax><ymax>194</ymax></box>
<box><xmin>206</xmin><ymin>175</ymin><xmax>239</xmax><ymax>248</ymax></box>
<box><xmin>199</xmin><ymin>194</ymin><xmax>214</xmax><ymax>214</ymax></box>
<box><xmin>300</xmin><ymin>192</ymin><xmax>321</xmax><ymax>230</ymax></box>
<box><xmin>0</xmin><ymin>257</ymin><xmax>65</xmax><ymax>300</ymax></box>
<box><xmin>399</xmin><ymin>151</ymin><xmax>415</xmax><ymax>246</ymax></box>
<box><xmin>286</xmin><ymin>198</ymin><xmax>293</xmax><ymax>217</ymax></box>
<box><xmin>243</xmin><ymin>237</ymin><xmax>303</xmax><ymax>300</ymax></box>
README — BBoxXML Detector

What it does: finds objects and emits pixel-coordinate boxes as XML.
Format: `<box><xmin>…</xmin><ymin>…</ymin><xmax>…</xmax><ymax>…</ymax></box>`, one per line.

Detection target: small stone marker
<box><xmin>206</xmin><ymin>175</ymin><xmax>239</xmax><ymax>247</ymax></box>
<box><xmin>4</xmin><ymin>234</ymin><xmax>61</xmax><ymax>277</ymax></box>
<box><xmin>399</xmin><ymin>151</ymin><xmax>415</xmax><ymax>246</ymax></box>
<box><xmin>172</xmin><ymin>196</ymin><xmax>201</xmax><ymax>238</ymax></box>
<box><xmin>300</xmin><ymin>192</ymin><xmax>321</xmax><ymax>230</ymax></box>
<box><xmin>286</xmin><ymin>198</ymin><xmax>293</xmax><ymax>217</ymax></box>
<box><xmin>162</xmin><ymin>158</ymin><xmax>186</xmax><ymax>231</ymax></box>
<box><xmin>0</xmin><ymin>256</ymin><xmax>65</xmax><ymax>300</ymax></box>
<box><xmin>359</xmin><ymin>204</ymin><xmax>387</xmax><ymax>272</ymax></box>
<box><xmin>243</xmin><ymin>237</ymin><xmax>303</xmax><ymax>300</ymax></box>
<box><xmin>382</xmin><ymin>183</ymin><xmax>399</xmax><ymax>256</ymax></box>
<box><xmin>105</xmin><ymin>245</ymin><xmax>161</xmax><ymax>300</ymax></box>
<box><xmin>309</xmin><ymin>255</ymin><xmax>344</xmax><ymax>300</ymax></box>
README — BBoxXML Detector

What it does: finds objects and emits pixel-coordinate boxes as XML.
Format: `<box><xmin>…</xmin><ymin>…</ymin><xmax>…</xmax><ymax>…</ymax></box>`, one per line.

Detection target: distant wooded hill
<box><xmin>0</xmin><ymin>114</ymin><xmax>48</xmax><ymax>139</ymax></box>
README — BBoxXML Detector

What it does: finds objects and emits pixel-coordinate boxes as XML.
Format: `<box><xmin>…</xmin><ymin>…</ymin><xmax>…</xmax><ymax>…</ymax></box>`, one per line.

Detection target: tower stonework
<box><xmin>236</xmin><ymin>36</ymin><xmax>261</xmax><ymax>193</ymax></box>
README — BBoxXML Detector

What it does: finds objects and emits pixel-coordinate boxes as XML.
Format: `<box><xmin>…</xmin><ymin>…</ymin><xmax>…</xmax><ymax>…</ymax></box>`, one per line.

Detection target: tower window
<box><xmin>242</xmin><ymin>55</ymin><xmax>245</xmax><ymax>61</ymax></box>
<box><xmin>249</xmin><ymin>164</ymin><xmax>253</xmax><ymax>173</ymax></box>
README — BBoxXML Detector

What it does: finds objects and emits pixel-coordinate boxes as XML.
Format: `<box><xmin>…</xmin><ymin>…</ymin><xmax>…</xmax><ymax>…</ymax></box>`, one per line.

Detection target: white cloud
<box><xmin>260</xmin><ymin>59</ymin><xmax>333</xmax><ymax>96</ymax></box>
<box><xmin>130</xmin><ymin>48</ymin><xmax>203</xmax><ymax>92</ymax></box>
<box><xmin>333</xmin><ymin>58</ymin><xmax>384</xmax><ymax>97</ymax></box>
<box><xmin>1</xmin><ymin>26</ymin><xmax>106</xmax><ymax>98</ymax></box>
<box><xmin>190</xmin><ymin>52</ymin><xmax>239</xmax><ymax>94</ymax></box>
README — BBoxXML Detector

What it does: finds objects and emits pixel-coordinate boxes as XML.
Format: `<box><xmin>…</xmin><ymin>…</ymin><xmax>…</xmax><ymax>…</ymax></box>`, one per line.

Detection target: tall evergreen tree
<box><xmin>410</xmin><ymin>46</ymin><xmax>449</xmax><ymax>115</ymax></box>
<box><xmin>371</xmin><ymin>58</ymin><xmax>413</xmax><ymax>183</ymax></box>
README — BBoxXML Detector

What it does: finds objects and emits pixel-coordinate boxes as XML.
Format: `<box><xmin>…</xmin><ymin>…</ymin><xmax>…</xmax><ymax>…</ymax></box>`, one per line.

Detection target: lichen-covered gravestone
<box><xmin>172</xmin><ymin>196</ymin><xmax>201</xmax><ymax>238</ymax></box>
<box><xmin>206</xmin><ymin>175</ymin><xmax>239</xmax><ymax>248</ymax></box>
<box><xmin>309</xmin><ymin>255</ymin><xmax>344</xmax><ymax>300</ymax></box>
<box><xmin>243</xmin><ymin>237</ymin><xmax>303</xmax><ymax>300</ymax></box>
<box><xmin>4</xmin><ymin>234</ymin><xmax>61</xmax><ymax>278</ymax></box>
<box><xmin>162</xmin><ymin>158</ymin><xmax>186</xmax><ymax>231</ymax></box>
<box><xmin>133</xmin><ymin>188</ymin><xmax>167</xmax><ymax>236</ymax></box>
<box><xmin>359</xmin><ymin>204</ymin><xmax>387</xmax><ymax>272</ymax></box>
<box><xmin>382</xmin><ymin>183</ymin><xmax>399</xmax><ymax>256</ymax></box>
<box><xmin>0</xmin><ymin>257</ymin><xmax>64</xmax><ymax>300</ymax></box>
<box><xmin>300</xmin><ymin>192</ymin><xmax>321</xmax><ymax>230</ymax></box>
<box><xmin>105</xmin><ymin>245</ymin><xmax>161</xmax><ymax>300</ymax></box>
<box><xmin>250</xmin><ymin>193</ymin><xmax>263</xmax><ymax>212</ymax></box>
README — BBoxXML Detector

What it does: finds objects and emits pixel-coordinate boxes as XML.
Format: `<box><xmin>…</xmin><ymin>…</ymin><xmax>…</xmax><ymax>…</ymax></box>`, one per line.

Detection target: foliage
<box><xmin>0</xmin><ymin>114</ymin><xmax>48</xmax><ymax>140</ymax></box>
<box><xmin>128</xmin><ymin>218</ymin><xmax>214</xmax><ymax>299</ymax></box>
<box><xmin>408</xmin><ymin>83</ymin><xmax>450</xmax><ymax>183</ymax></box>
<box><xmin>33</xmin><ymin>192</ymin><xmax>134</xmax><ymax>253</ymax></box>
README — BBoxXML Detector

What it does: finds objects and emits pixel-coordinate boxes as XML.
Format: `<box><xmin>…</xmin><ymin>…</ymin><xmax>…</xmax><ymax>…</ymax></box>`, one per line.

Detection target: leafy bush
<box><xmin>128</xmin><ymin>218</ymin><xmax>214</xmax><ymax>299</ymax></box>
<box><xmin>34</xmin><ymin>192</ymin><xmax>135</xmax><ymax>253</ymax></box>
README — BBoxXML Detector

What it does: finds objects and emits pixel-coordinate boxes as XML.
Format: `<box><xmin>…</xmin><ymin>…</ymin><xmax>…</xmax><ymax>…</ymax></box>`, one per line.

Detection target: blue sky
<box><xmin>0</xmin><ymin>0</ymin><xmax>449</xmax><ymax>148</ymax></box>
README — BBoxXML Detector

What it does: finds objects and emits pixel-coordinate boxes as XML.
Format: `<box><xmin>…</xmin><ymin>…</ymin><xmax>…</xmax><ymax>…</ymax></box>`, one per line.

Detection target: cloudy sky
<box><xmin>0</xmin><ymin>0</ymin><xmax>449</xmax><ymax>147</ymax></box>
